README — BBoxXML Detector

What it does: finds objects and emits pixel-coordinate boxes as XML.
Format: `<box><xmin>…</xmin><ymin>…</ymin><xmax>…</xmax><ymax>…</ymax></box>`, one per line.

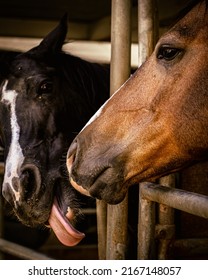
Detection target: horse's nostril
<box><xmin>21</xmin><ymin>169</ymin><xmax>34</xmax><ymax>187</ymax></box>
<box><xmin>67</xmin><ymin>140</ymin><xmax>77</xmax><ymax>160</ymax></box>
<box><xmin>67</xmin><ymin>154</ymin><xmax>75</xmax><ymax>175</ymax></box>
<box><xmin>66</xmin><ymin>140</ymin><xmax>78</xmax><ymax>174</ymax></box>
<box><xmin>20</xmin><ymin>164</ymin><xmax>41</xmax><ymax>198</ymax></box>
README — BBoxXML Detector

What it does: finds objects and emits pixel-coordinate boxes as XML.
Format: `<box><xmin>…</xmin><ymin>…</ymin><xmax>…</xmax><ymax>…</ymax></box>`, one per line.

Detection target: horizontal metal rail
<box><xmin>140</xmin><ymin>182</ymin><xmax>208</xmax><ymax>219</ymax></box>
<box><xmin>0</xmin><ymin>238</ymin><xmax>53</xmax><ymax>260</ymax></box>
<box><xmin>138</xmin><ymin>182</ymin><xmax>208</xmax><ymax>259</ymax></box>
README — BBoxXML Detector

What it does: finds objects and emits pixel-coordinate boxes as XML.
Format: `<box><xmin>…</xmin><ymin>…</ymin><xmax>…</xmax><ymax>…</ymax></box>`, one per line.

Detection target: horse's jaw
<box><xmin>48</xmin><ymin>198</ymin><xmax>85</xmax><ymax>246</ymax></box>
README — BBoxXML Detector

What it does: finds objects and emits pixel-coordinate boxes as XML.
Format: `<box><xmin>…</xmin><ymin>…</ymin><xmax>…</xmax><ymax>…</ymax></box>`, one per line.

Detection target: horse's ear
<box><xmin>29</xmin><ymin>13</ymin><xmax>68</xmax><ymax>55</ymax></box>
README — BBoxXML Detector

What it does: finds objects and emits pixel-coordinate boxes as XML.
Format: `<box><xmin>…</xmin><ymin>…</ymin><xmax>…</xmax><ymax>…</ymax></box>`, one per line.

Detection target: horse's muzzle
<box><xmin>67</xmin><ymin>141</ymin><xmax>91</xmax><ymax>197</ymax></box>
<box><xmin>2</xmin><ymin>163</ymin><xmax>42</xmax><ymax>207</ymax></box>
<box><xmin>66</xmin><ymin>139</ymin><xmax>126</xmax><ymax>204</ymax></box>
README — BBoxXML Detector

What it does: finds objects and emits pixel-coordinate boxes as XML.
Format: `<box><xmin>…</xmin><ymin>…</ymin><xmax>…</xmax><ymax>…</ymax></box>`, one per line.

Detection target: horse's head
<box><xmin>67</xmin><ymin>0</ymin><xmax>208</xmax><ymax>204</ymax></box>
<box><xmin>0</xmin><ymin>15</ymin><xmax>86</xmax><ymax>246</ymax></box>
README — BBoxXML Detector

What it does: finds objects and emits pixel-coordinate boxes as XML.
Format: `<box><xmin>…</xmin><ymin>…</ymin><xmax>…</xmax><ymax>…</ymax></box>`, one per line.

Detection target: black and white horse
<box><xmin>0</xmin><ymin>15</ymin><xmax>110</xmax><ymax>246</ymax></box>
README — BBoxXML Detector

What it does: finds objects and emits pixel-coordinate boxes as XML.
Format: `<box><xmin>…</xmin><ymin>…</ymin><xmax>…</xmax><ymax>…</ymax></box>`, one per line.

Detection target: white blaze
<box><xmin>1</xmin><ymin>80</ymin><xmax>25</xmax><ymax>202</ymax></box>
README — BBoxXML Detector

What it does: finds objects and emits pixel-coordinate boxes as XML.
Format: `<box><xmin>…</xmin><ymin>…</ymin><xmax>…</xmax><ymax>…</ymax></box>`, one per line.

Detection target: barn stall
<box><xmin>0</xmin><ymin>0</ymin><xmax>208</xmax><ymax>260</ymax></box>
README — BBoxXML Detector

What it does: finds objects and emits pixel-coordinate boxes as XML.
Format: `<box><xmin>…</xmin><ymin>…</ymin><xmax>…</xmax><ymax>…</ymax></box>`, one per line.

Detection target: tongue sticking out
<box><xmin>48</xmin><ymin>199</ymin><xmax>85</xmax><ymax>246</ymax></box>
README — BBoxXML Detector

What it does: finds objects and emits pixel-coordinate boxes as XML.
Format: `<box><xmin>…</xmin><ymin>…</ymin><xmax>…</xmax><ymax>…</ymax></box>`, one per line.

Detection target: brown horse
<box><xmin>67</xmin><ymin>0</ymin><xmax>208</xmax><ymax>204</ymax></box>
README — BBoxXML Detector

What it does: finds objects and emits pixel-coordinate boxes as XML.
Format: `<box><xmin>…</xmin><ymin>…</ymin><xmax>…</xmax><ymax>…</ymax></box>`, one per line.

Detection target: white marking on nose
<box><xmin>1</xmin><ymin>80</ymin><xmax>25</xmax><ymax>202</ymax></box>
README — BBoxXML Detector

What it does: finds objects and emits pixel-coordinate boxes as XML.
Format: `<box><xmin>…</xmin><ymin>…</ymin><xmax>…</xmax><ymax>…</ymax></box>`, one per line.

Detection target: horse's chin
<box><xmin>70</xmin><ymin>177</ymin><xmax>126</xmax><ymax>204</ymax></box>
<box><xmin>70</xmin><ymin>177</ymin><xmax>91</xmax><ymax>197</ymax></box>
<box><xmin>48</xmin><ymin>197</ymin><xmax>85</xmax><ymax>246</ymax></box>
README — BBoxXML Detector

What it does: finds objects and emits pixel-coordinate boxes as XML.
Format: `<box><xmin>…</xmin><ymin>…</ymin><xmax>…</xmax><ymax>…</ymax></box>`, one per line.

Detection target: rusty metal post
<box><xmin>137</xmin><ymin>0</ymin><xmax>158</xmax><ymax>259</ymax></box>
<box><xmin>138</xmin><ymin>0</ymin><xmax>158</xmax><ymax>66</ymax></box>
<box><xmin>110</xmin><ymin>0</ymin><xmax>131</xmax><ymax>94</ymax></box>
<box><xmin>0</xmin><ymin>163</ymin><xmax>4</xmax><ymax>259</ymax></box>
<box><xmin>96</xmin><ymin>200</ymin><xmax>107</xmax><ymax>259</ymax></box>
<box><xmin>0</xmin><ymin>195</ymin><xmax>4</xmax><ymax>259</ymax></box>
<box><xmin>0</xmin><ymin>238</ymin><xmax>52</xmax><ymax>260</ymax></box>
<box><xmin>138</xmin><ymin>183</ymin><xmax>156</xmax><ymax>259</ymax></box>
<box><xmin>139</xmin><ymin>182</ymin><xmax>208</xmax><ymax>259</ymax></box>
<box><xmin>157</xmin><ymin>175</ymin><xmax>176</xmax><ymax>259</ymax></box>
<box><xmin>141</xmin><ymin>183</ymin><xmax>208</xmax><ymax>218</ymax></box>
<box><xmin>105</xmin><ymin>0</ymin><xmax>131</xmax><ymax>260</ymax></box>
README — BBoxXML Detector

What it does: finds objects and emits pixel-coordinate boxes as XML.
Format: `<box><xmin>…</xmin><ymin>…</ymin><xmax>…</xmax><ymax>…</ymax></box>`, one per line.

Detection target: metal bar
<box><xmin>158</xmin><ymin>175</ymin><xmax>175</xmax><ymax>224</ymax></box>
<box><xmin>0</xmin><ymin>238</ymin><xmax>53</xmax><ymax>260</ymax></box>
<box><xmin>157</xmin><ymin>175</ymin><xmax>176</xmax><ymax>259</ymax></box>
<box><xmin>141</xmin><ymin>182</ymin><xmax>208</xmax><ymax>219</ymax></box>
<box><xmin>0</xmin><ymin>164</ymin><xmax>5</xmax><ymax>260</ymax></box>
<box><xmin>0</xmin><ymin>191</ymin><xmax>4</xmax><ymax>260</ymax></box>
<box><xmin>105</xmin><ymin>0</ymin><xmax>132</xmax><ymax>260</ymax></box>
<box><xmin>107</xmin><ymin>196</ymin><xmax>129</xmax><ymax>259</ymax></box>
<box><xmin>96</xmin><ymin>200</ymin><xmax>107</xmax><ymax>259</ymax></box>
<box><xmin>137</xmin><ymin>0</ymin><xmax>158</xmax><ymax>260</ymax></box>
<box><xmin>138</xmin><ymin>184</ymin><xmax>155</xmax><ymax>259</ymax></box>
<box><xmin>138</xmin><ymin>182</ymin><xmax>208</xmax><ymax>259</ymax></box>
<box><xmin>138</xmin><ymin>0</ymin><xmax>158</xmax><ymax>66</ymax></box>
<box><xmin>110</xmin><ymin>0</ymin><xmax>131</xmax><ymax>95</ymax></box>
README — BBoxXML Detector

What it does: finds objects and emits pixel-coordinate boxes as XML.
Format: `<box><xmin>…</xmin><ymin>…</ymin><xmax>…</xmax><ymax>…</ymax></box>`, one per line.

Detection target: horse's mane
<box><xmin>45</xmin><ymin>51</ymin><xmax>110</xmax><ymax>134</ymax></box>
<box><xmin>58</xmin><ymin>52</ymin><xmax>110</xmax><ymax>112</ymax></box>
<box><xmin>176</xmin><ymin>0</ymin><xmax>208</xmax><ymax>21</ymax></box>
<box><xmin>161</xmin><ymin>0</ymin><xmax>208</xmax><ymax>27</ymax></box>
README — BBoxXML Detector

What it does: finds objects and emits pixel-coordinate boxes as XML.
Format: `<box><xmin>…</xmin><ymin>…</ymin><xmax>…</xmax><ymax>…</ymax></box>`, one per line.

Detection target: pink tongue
<box><xmin>48</xmin><ymin>201</ymin><xmax>85</xmax><ymax>246</ymax></box>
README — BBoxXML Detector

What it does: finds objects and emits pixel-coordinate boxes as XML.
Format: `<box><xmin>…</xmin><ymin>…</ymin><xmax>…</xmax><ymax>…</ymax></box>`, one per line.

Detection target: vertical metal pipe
<box><xmin>138</xmin><ymin>183</ymin><xmax>156</xmax><ymax>259</ymax></box>
<box><xmin>159</xmin><ymin>175</ymin><xmax>175</xmax><ymax>224</ymax></box>
<box><xmin>157</xmin><ymin>175</ymin><xmax>176</xmax><ymax>259</ymax></box>
<box><xmin>138</xmin><ymin>0</ymin><xmax>158</xmax><ymax>66</ymax></box>
<box><xmin>110</xmin><ymin>0</ymin><xmax>131</xmax><ymax>95</ymax></box>
<box><xmin>137</xmin><ymin>0</ymin><xmax>158</xmax><ymax>259</ymax></box>
<box><xmin>96</xmin><ymin>200</ymin><xmax>107</xmax><ymax>259</ymax></box>
<box><xmin>106</xmin><ymin>0</ymin><xmax>131</xmax><ymax>260</ymax></box>
<box><xmin>107</xmin><ymin>197</ymin><xmax>129</xmax><ymax>259</ymax></box>
<box><xmin>0</xmin><ymin>168</ymin><xmax>4</xmax><ymax>259</ymax></box>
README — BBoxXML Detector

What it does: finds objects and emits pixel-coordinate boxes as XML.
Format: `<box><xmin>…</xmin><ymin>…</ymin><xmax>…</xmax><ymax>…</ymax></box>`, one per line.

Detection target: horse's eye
<box><xmin>157</xmin><ymin>46</ymin><xmax>181</xmax><ymax>61</ymax></box>
<box><xmin>38</xmin><ymin>81</ymin><xmax>53</xmax><ymax>95</ymax></box>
